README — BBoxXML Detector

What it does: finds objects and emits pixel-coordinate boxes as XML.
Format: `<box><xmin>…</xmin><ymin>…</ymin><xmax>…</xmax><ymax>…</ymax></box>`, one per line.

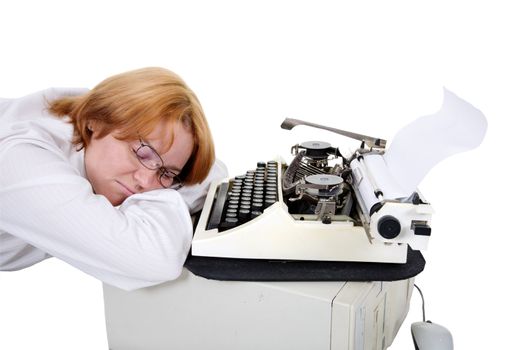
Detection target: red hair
<box><xmin>47</xmin><ymin>67</ymin><xmax>215</xmax><ymax>184</ymax></box>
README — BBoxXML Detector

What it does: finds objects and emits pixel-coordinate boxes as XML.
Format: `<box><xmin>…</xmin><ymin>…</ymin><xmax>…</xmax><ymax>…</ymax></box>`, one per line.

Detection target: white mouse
<box><xmin>411</xmin><ymin>321</ymin><xmax>454</xmax><ymax>350</ymax></box>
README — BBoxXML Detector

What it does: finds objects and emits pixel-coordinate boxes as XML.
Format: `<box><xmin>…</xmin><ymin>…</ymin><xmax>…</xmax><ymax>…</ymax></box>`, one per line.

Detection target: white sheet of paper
<box><xmin>382</xmin><ymin>88</ymin><xmax>488</xmax><ymax>196</ymax></box>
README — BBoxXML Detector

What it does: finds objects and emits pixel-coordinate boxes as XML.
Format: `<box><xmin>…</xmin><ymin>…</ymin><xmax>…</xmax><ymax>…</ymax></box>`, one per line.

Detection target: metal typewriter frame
<box><xmin>191</xmin><ymin>118</ymin><xmax>432</xmax><ymax>264</ymax></box>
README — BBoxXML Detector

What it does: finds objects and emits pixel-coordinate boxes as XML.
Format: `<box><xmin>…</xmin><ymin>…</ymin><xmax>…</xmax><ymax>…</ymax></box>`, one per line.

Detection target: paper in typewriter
<box><xmin>362</xmin><ymin>88</ymin><xmax>487</xmax><ymax>208</ymax></box>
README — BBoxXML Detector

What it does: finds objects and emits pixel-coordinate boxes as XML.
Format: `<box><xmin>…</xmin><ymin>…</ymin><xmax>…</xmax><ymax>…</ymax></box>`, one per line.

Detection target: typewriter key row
<box><xmin>206</xmin><ymin>161</ymin><xmax>280</xmax><ymax>231</ymax></box>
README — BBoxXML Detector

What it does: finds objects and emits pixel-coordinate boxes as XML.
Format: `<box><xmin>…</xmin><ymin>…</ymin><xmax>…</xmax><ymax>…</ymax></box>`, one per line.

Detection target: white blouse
<box><xmin>0</xmin><ymin>88</ymin><xmax>227</xmax><ymax>291</ymax></box>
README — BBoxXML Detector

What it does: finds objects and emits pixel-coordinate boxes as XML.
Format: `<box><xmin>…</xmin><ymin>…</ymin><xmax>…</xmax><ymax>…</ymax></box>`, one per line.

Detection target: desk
<box><xmin>103</xmin><ymin>269</ymin><xmax>414</xmax><ymax>350</ymax></box>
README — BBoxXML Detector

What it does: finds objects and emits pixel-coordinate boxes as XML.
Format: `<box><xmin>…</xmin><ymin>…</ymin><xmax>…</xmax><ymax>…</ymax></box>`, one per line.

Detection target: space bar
<box><xmin>206</xmin><ymin>182</ymin><xmax>230</xmax><ymax>230</ymax></box>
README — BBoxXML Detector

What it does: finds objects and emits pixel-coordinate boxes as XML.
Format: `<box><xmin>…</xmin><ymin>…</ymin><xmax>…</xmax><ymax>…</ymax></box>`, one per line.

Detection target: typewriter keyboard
<box><xmin>206</xmin><ymin>161</ymin><xmax>280</xmax><ymax>231</ymax></box>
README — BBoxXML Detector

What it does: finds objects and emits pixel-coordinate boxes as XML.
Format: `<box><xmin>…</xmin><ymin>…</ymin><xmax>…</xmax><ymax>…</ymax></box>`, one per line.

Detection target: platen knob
<box><xmin>377</xmin><ymin>215</ymin><xmax>401</xmax><ymax>239</ymax></box>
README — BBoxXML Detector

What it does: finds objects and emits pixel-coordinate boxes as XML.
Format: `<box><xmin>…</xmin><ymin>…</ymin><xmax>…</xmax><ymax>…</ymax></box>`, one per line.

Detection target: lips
<box><xmin>116</xmin><ymin>181</ymin><xmax>136</xmax><ymax>196</ymax></box>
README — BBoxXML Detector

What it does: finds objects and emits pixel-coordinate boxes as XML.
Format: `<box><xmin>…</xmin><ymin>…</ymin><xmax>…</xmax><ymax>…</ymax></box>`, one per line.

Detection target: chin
<box><xmin>110</xmin><ymin>197</ymin><xmax>125</xmax><ymax>206</ymax></box>
<box><xmin>107</xmin><ymin>192</ymin><xmax>127</xmax><ymax>206</ymax></box>
<box><xmin>94</xmin><ymin>185</ymin><xmax>126</xmax><ymax>207</ymax></box>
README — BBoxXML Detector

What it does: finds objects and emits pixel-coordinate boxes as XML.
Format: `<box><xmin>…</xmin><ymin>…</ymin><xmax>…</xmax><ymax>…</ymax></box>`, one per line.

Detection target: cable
<box><xmin>413</xmin><ymin>283</ymin><xmax>426</xmax><ymax>322</ymax></box>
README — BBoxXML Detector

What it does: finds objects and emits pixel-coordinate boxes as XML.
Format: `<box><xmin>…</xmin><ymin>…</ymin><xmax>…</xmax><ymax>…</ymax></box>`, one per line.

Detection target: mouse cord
<box><xmin>413</xmin><ymin>283</ymin><xmax>426</xmax><ymax>322</ymax></box>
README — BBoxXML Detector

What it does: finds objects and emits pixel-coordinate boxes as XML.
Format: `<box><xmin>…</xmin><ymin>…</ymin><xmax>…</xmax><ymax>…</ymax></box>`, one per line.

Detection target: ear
<box><xmin>87</xmin><ymin>120</ymin><xmax>101</xmax><ymax>133</ymax></box>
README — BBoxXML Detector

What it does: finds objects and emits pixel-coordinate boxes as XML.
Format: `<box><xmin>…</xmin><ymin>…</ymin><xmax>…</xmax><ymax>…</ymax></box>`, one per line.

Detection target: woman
<box><xmin>0</xmin><ymin>67</ymin><xmax>227</xmax><ymax>291</ymax></box>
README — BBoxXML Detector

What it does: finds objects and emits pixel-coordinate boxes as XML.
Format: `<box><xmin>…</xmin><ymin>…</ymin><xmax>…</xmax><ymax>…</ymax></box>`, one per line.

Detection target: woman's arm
<box><xmin>0</xmin><ymin>143</ymin><xmax>193</xmax><ymax>291</ymax></box>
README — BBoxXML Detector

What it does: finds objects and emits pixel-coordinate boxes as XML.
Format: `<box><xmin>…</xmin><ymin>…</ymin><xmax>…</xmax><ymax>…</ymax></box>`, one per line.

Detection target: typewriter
<box><xmin>192</xmin><ymin>118</ymin><xmax>433</xmax><ymax>264</ymax></box>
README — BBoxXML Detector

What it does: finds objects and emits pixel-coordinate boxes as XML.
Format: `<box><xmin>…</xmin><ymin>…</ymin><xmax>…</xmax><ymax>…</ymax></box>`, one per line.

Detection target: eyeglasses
<box><xmin>131</xmin><ymin>139</ymin><xmax>184</xmax><ymax>190</ymax></box>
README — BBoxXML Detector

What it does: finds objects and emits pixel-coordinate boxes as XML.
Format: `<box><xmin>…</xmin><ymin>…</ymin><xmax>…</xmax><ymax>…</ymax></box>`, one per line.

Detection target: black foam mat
<box><xmin>184</xmin><ymin>247</ymin><xmax>425</xmax><ymax>282</ymax></box>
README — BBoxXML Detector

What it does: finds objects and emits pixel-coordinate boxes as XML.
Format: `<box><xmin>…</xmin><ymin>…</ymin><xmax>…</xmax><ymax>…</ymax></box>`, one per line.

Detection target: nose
<box><xmin>133</xmin><ymin>166</ymin><xmax>159</xmax><ymax>190</ymax></box>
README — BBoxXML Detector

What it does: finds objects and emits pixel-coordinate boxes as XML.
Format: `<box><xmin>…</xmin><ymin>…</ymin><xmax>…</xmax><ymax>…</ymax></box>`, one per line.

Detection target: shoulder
<box><xmin>41</xmin><ymin>87</ymin><xmax>90</xmax><ymax>103</ymax></box>
<box><xmin>0</xmin><ymin>88</ymin><xmax>90</xmax><ymax>178</ymax></box>
<box><xmin>0</xmin><ymin>142</ymin><xmax>85</xmax><ymax>188</ymax></box>
<box><xmin>1</xmin><ymin>87</ymin><xmax>90</xmax><ymax>123</ymax></box>
<box><xmin>1</xmin><ymin>87</ymin><xmax>90</xmax><ymax>101</ymax></box>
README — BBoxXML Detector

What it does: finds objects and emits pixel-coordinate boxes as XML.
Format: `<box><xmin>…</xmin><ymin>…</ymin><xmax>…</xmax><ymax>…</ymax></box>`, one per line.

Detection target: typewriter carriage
<box><xmin>192</xmin><ymin>118</ymin><xmax>433</xmax><ymax>263</ymax></box>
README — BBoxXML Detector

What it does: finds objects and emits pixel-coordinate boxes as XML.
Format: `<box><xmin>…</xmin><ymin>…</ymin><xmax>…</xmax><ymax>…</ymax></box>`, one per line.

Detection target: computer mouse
<box><xmin>411</xmin><ymin>321</ymin><xmax>454</xmax><ymax>350</ymax></box>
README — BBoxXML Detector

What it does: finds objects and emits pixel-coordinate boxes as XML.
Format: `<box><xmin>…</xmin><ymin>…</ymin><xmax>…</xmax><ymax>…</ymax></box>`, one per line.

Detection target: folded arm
<box><xmin>0</xmin><ymin>143</ymin><xmax>193</xmax><ymax>291</ymax></box>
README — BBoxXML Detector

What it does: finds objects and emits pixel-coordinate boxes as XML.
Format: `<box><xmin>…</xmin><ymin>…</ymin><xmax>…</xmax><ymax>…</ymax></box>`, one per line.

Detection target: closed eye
<box><xmin>161</xmin><ymin>169</ymin><xmax>179</xmax><ymax>178</ymax></box>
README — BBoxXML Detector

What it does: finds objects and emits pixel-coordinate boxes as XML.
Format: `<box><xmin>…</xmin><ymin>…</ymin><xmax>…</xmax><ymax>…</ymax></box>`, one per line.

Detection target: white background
<box><xmin>0</xmin><ymin>1</ymin><xmax>523</xmax><ymax>349</ymax></box>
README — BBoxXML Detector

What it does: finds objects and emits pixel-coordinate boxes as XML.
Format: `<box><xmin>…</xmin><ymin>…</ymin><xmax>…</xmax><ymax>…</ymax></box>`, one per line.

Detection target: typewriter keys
<box><xmin>211</xmin><ymin>160</ymin><xmax>280</xmax><ymax>231</ymax></box>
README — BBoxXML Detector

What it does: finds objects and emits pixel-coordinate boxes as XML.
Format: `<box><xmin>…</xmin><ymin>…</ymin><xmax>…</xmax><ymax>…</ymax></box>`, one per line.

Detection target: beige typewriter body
<box><xmin>192</xmin><ymin>120</ymin><xmax>433</xmax><ymax>264</ymax></box>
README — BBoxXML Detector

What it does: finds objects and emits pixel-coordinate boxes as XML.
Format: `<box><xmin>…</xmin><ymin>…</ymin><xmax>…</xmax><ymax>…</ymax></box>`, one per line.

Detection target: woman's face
<box><xmin>84</xmin><ymin>120</ymin><xmax>194</xmax><ymax>206</ymax></box>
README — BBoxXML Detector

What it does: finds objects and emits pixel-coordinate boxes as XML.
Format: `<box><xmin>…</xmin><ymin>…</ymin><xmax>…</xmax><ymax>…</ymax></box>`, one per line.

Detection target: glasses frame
<box><xmin>132</xmin><ymin>139</ymin><xmax>184</xmax><ymax>190</ymax></box>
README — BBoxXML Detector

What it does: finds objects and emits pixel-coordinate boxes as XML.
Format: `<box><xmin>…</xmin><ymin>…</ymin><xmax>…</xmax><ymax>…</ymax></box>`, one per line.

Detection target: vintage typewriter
<box><xmin>192</xmin><ymin>118</ymin><xmax>433</xmax><ymax>264</ymax></box>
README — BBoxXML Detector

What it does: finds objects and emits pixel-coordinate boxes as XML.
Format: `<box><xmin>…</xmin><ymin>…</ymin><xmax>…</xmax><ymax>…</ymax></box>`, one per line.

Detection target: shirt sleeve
<box><xmin>0</xmin><ymin>143</ymin><xmax>193</xmax><ymax>291</ymax></box>
<box><xmin>177</xmin><ymin>159</ymin><xmax>228</xmax><ymax>214</ymax></box>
